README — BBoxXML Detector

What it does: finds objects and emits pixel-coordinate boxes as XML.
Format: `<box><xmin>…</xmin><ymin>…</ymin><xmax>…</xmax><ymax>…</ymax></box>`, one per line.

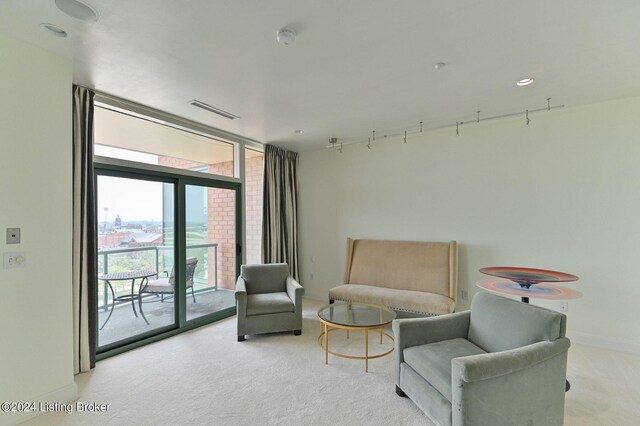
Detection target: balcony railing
<box><xmin>98</xmin><ymin>243</ymin><xmax>218</xmax><ymax>309</ymax></box>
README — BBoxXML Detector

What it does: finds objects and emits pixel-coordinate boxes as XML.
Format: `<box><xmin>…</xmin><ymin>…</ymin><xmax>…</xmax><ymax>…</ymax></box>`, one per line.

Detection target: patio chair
<box><xmin>138</xmin><ymin>257</ymin><xmax>199</xmax><ymax>322</ymax></box>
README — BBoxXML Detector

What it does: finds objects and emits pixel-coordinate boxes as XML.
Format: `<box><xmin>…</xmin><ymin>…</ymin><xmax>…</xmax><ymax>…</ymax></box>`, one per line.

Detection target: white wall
<box><xmin>0</xmin><ymin>35</ymin><xmax>76</xmax><ymax>425</ymax></box>
<box><xmin>298</xmin><ymin>96</ymin><xmax>640</xmax><ymax>354</ymax></box>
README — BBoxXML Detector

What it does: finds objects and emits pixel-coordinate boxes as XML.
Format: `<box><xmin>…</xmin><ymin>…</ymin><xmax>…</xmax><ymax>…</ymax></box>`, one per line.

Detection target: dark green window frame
<box><xmin>95</xmin><ymin>161</ymin><xmax>242</xmax><ymax>360</ymax></box>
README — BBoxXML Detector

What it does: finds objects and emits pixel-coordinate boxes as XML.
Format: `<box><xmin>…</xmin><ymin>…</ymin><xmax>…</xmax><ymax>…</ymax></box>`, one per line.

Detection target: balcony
<box><xmin>97</xmin><ymin>244</ymin><xmax>235</xmax><ymax>347</ymax></box>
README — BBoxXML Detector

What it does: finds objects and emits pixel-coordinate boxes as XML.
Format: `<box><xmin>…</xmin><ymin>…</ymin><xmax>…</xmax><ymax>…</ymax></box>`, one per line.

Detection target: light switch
<box><xmin>6</xmin><ymin>228</ymin><xmax>21</xmax><ymax>244</ymax></box>
<box><xmin>4</xmin><ymin>252</ymin><xmax>27</xmax><ymax>269</ymax></box>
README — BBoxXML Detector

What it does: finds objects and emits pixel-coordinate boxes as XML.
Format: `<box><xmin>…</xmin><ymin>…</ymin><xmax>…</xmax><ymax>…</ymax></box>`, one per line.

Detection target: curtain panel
<box><xmin>262</xmin><ymin>144</ymin><xmax>299</xmax><ymax>280</ymax></box>
<box><xmin>72</xmin><ymin>85</ymin><xmax>97</xmax><ymax>373</ymax></box>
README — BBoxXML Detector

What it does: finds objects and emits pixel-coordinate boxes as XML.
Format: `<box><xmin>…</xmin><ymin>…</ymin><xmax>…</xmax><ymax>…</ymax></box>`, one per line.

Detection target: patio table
<box><xmin>98</xmin><ymin>270</ymin><xmax>157</xmax><ymax>329</ymax></box>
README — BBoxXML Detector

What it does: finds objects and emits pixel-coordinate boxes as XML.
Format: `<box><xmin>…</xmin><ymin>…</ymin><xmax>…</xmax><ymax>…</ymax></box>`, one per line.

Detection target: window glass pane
<box><xmin>245</xmin><ymin>148</ymin><xmax>264</xmax><ymax>264</ymax></box>
<box><xmin>94</xmin><ymin>106</ymin><xmax>234</xmax><ymax>177</ymax></box>
<box><xmin>97</xmin><ymin>175</ymin><xmax>175</xmax><ymax>347</ymax></box>
<box><xmin>185</xmin><ymin>185</ymin><xmax>236</xmax><ymax>321</ymax></box>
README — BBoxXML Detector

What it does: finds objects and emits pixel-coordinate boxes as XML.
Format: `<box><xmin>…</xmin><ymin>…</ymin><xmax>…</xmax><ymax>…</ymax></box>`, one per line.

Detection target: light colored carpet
<box><xmin>26</xmin><ymin>298</ymin><xmax>429</xmax><ymax>425</ymax></box>
<box><xmin>22</xmin><ymin>298</ymin><xmax>640</xmax><ymax>425</ymax></box>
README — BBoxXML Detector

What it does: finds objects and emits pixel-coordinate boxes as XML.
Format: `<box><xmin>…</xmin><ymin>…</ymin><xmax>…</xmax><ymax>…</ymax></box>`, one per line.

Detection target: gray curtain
<box><xmin>262</xmin><ymin>144</ymin><xmax>299</xmax><ymax>279</ymax></box>
<box><xmin>72</xmin><ymin>85</ymin><xmax>97</xmax><ymax>373</ymax></box>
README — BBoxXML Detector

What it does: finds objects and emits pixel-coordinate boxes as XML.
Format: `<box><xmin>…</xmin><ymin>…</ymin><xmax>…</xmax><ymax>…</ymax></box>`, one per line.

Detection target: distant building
<box><xmin>115</xmin><ymin>214</ymin><xmax>122</xmax><ymax>229</ymax></box>
<box><xmin>121</xmin><ymin>233</ymin><xmax>164</xmax><ymax>248</ymax></box>
<box><xmin>97</xmin><ymin>231</ymin><xmax>133</xmax><ymax>248</ymax></box>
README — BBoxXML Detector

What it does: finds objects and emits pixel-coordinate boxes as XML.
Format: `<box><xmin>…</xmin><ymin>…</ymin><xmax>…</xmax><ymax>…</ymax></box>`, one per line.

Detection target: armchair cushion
<box><xmin>404</xmin><ymin>338</ymin><xmax>486</xmax><ymax>401</ymax></box>
<box><xmin>142</xmin><ymin>277</ymin><xmax>172</xmax><ymax>293</ymax></box>
<box><xmin>246</xmin><ymin>292</ymin><xmax>294</xmax><ymax>316</ymax></box>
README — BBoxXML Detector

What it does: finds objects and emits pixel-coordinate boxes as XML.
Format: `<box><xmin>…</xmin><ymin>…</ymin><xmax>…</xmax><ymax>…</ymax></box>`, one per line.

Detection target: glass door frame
<box><xmin>95</xmin><ymin>162</ymin><xmax>242</xmax><ymax>360</ymax></box>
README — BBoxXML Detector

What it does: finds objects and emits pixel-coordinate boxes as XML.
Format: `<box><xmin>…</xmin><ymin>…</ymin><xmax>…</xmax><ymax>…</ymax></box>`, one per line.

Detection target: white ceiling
<box><xmin>1</xmin><ymin>0</ymin><xmax>639</xmax><ymax>152</ymax></box>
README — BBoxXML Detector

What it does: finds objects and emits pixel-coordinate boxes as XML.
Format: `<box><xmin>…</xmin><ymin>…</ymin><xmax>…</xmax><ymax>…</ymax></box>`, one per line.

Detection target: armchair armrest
<box><xmin>235</xmin><ymin>276</ymin><xmax>247</xmax><ymax>317</ymax></box>
<box><xmin>451</xmin><ymin>338</ymin><xmax>571</xmax><ymax>425</ymax></box>
<box><xmin>286</xmin><ymin>275</ymin><xmax>304</xmax><ymax>311</ymax></box>
<box><xmin>452</xmin><ymin>337</ymin><xmax>571</xmax><ymax>383</ymax></box>
<box><xmin>151</xmin><ymin>270</ymin><xmax>169</xmax><ymax>279</ymax></box>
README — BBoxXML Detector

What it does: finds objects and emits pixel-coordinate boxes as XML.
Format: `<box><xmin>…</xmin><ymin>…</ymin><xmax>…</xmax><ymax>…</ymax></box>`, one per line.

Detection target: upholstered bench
<box><xmin>328</xmin><ymin>238</ymin><xmax>458</xmax><ymax>316</ymax></box>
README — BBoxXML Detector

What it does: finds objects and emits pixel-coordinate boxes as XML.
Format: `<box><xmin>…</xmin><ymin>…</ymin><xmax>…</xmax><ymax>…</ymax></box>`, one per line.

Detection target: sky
<box><xmin>97</xmin><ymin>175</ymin><xmax>166</xmax><ymax>222</ymax></box>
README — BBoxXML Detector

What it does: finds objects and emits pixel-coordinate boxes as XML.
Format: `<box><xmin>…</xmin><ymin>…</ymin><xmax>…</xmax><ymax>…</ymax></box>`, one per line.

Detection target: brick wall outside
<box><xmin>245</xmin><ymin>154</ymin><xmax>264</xmax><ymax>265</ymax></box>
<box><xmin>156</xmin><ymin>154</ymin><xmax>263</xmax><ymax>290</ymax></box>
<box><xmin>158</xmin><ymin>157</ymin><xmax>208</xmax><ymax>171</ymax></box>
<box><xmin>207</xmin><ymin>161</ymin><xmax>236</xmax><ymax>290</ymax></box>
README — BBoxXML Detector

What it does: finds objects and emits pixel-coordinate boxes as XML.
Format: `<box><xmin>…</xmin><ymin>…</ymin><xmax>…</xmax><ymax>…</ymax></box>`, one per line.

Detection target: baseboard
<box><xmin>0</xmin><ymin>381</ymin><xmax>77</xmax><ymax>426</ymax></box>
<box><xmin>569</xmin><ymin>331</ymin><xmax>640</xmax><ymax>355</ymax></box>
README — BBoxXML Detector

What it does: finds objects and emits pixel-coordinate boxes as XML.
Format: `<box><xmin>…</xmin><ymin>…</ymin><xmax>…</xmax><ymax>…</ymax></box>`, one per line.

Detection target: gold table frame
<box><xmin>317</xmin><ymin>302</ymin><xmax>396</xmax><ymax>372</ymax></box>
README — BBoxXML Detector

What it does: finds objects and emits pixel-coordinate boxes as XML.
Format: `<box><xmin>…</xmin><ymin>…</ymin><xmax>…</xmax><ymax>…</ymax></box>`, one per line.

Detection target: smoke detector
<box><xmin>277</xmin><ymin>28</ymin><xmax>296</xmax><ymax>46</ymax></box>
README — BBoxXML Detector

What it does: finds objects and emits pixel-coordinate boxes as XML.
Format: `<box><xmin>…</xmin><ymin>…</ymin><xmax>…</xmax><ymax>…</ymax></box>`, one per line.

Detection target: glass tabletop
<box><xmin>317</xmin><ymin>302</ymin><xmax>396</xmax><ymax>327</ymax></box>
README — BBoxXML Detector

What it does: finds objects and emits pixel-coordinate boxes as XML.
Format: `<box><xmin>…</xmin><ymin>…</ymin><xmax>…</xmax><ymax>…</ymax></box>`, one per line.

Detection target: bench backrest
<box><xmin>343</xmin><ymin>238</ymin><xmax>457</xmax><ymax>299</ymax></box>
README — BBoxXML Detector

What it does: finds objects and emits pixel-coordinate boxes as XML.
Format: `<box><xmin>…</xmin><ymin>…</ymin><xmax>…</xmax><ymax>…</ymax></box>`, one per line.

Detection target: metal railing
<box><xmin>98</xmin><ymin>243</ymin><xmax>218</xmax><ymax>309</ymax></box>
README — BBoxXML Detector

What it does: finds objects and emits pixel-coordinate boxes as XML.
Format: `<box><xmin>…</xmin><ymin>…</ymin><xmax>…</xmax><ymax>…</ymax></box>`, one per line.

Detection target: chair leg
<box><xmin>237</xmin><ymin>335</ymin><xmax>245</xmax><ymax>342</ymax></box>
<box><xmin>396</xmin><ymin>386</ymin><xmax>407</xmax><ymax>397</ymax></box>
<box><xmin>294</xmin><ymin>329</ymin><xmax>302</xmax><ymax>336</ymax></box>
<box><xmin>191</xmin><ymin>286</ymin><xmax>196</xmax><ymax>303</ymax></box>
<box><xmin>137</xmin><ymin>292</ymin><xmax>150</xmax><ymax>325</ymax></box>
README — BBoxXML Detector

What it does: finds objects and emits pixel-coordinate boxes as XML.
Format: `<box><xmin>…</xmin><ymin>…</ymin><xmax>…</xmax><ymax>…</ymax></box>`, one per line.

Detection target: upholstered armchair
<box><xmin>393</xmin><ymin>292</ymin><xmax>570</xmax><ymax>426</ymax></box>
<box><xmin>235</xmin><ymin>263</ymin><xmax>304</xmax><ymax>341</ymax></box>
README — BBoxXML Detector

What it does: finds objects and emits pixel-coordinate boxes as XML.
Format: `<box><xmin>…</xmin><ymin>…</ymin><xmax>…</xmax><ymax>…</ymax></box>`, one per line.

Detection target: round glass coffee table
<box><xmin>317</xmin><ymin>302</ymin><xmax>396</xmax><ymax>372</ymax></box>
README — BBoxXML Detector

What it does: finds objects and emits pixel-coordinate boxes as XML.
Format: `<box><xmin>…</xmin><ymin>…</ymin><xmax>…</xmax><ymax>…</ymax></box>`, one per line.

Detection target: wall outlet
<box><xmin>6</xmin><ymin>228</ymin><xmax>20</xmax><ymax>244</ymax></box>
<box><xmin>460</xmin><ymin>290</ymin><xmax>468</xmax><ymax>300</ymax></box>
<box><xmin>559</xmin><ymin>302</ymin><xmax>569</xmax><ymax>312</ymax></box>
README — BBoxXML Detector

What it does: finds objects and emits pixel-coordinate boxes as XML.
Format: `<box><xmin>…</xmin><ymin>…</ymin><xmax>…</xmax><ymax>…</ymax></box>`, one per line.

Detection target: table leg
<box><xmin>138</xmin><ymin>277</ymin><xmax>149</xmax><ymax>325</ymax></box>
<box><xmin>130</xmin><ymin>279</ymin><xmax>138</xmax><ymax>317</ymax></box>
<box><xmin>379</xmin><ymin>309</ymin><xmax>383</xmax><ymax>344</ymax></box>
<box><xmin>324</xmin><ymin>323</ymin><xmax>329</xmax><ymax>365</ymax></box>
<box><xmin>365</xmin><ymin>329</ymin><xmax>369</xmax><ymax>372</ymax></box>
<box><xmin>99</xmin><ymin>281</ymin><xmax>115</xmax><ymax>330</ymax></box>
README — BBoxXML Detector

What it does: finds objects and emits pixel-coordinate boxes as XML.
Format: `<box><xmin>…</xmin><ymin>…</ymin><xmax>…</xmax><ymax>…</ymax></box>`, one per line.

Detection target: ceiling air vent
<box><xmin>188</xmin><ymin>99</ymin><xmax>240</xmax><ymax>120</ymax></box>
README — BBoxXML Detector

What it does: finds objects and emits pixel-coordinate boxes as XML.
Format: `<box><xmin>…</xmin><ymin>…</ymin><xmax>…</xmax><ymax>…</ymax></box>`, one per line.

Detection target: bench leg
<box><xmin>396</xmin><ymin>386</ymin><xmax>407</xmax><ymax>397</ymax></box>
<box><xmin>238</xmin><ymin>335</ymin><xmax>245</xmax><ymax>342</ymax></box>
<box><xmin>294</xmin><ymin>329</ymin><xmax>302</xmax><ymax>336</ymax></box>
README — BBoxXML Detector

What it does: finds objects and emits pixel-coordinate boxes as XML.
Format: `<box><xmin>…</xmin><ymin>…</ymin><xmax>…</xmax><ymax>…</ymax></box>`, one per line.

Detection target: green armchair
<box><xmin>393</xmin><ymin>292</ymin><xmax>570</xmax><ymax>426</ymax></box>
<box><xmin>235</xmin><ymin>263</ymin><xmax>304</xmax><ymax>341</ymax></box>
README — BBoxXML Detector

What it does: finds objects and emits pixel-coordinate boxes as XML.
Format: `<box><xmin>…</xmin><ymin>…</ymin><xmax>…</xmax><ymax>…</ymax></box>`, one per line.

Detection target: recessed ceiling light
<box><xmin>55</xmin><ymin>0</ymin><xmax>99</xmax><ymax>22</ymax></box>
<box><xmin>516</xmin><ymin>77</ymin><xmax>535</xmax><ymax>86</ymax></box>
<box><xmin>433</xmin><ymin>62</ymin><xmax>446</xmax><ymax>69</ymax></box>
<box><xmin>39</xmin><ymin>23</ymin><xmax>68</xmax><ymax>38</ymax></box>
<box><xmin>293</xmin><ymin>130</ymin><xmax>304</xmax><ymax>134</ymax></box>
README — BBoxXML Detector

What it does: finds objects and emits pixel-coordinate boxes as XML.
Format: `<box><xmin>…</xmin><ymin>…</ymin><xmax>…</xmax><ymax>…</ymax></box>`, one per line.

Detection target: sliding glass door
<box><xmin>185</xmin><ymin>184</ymin><xmax>237</xmax><ymax>321</ymax></box>
<box><xmin>97</xmin><ymin>174</ymin><xmax>176</xmax><ymax>348</ymax></box>
<box><xmin>96</xmin><ymin>167</ymin><xmax>240</xmax><ymax>354</ymax></box>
